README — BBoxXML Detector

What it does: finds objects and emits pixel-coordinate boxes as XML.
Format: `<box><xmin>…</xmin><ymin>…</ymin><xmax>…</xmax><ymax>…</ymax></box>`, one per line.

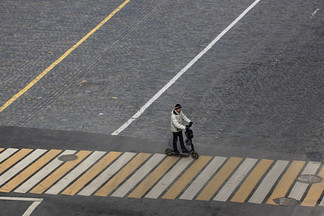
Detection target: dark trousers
<box><xmin>172</xmin><ymin>131</ymin><xmax>186</xmax><ymax>152</ymax></box>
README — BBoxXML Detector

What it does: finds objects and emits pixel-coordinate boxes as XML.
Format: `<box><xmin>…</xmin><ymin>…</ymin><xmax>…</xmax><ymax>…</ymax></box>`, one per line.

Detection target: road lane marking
<box><xmin>288</xmin><ymin>161</ymin><xmax>321</xmax><ymax>201</ymax></box>
<box><xmin>0</xmin><ymin>149</ymin><xmax>47</xmax><ymax>186</ymax></box>
<box><xmin>145</xmin><ymin>157</ymin><xmax>193</xmax><ymax>199</ymax></box>
<box><xmin>267</xmin><ymin>160</ymin><xmax>305</xmax><ymax>205</ymax></box>
<box><xmin>0</xmin><ymin>148</ymin><xmax>33</xmax><ymax>175</ymax></box>
<box><xmin>162</xmin><ymin>156</ymin><xmax>211</xmax><ymax>200</ymax></box>
<box><xmin>179</xmin><ymin>156</ymin><xmax>227</xmax><ymax>200</ymax></box>
<box><xmin>0</xmin><ymin>149</ymin><xmax>62</xmax><ymax>193</ymax></box>
<box><xmin>0</xmin><ymin>148</ymin><xmax>19</xmax><ymax>163</ymax></box>
<box><xmin>111</xmin><ymin>0</ymin><xmax>262</xmax><ymax>135</ymax></box>
<box><xmin>0</xmin><ymin>148</ymin><xmax>3</xmax><ymax>152</ymax></box>
<box><xmin>128</xmin><ymin>156</ymin><xmax>179</xmax><ymax>199</ymax></box>
<box><xmin>29</xmin><ymin>150</ymin><xmax>91</xmax><ymax>194</ymax></box>
<box><xmin>231</xmin><ymin>159</ymin><xmax>273</xmax><ymax>203</ymax></box>
<box><xmin>213</xmin><ymin>158</ymin><xmax>258</xmax><ymax>202</ymax></box>
<box><xmin>46</xmin><ymin>151</ymin><xmax>106</xmax><ymax>195</ymax></box>
<box><xmin>248</xmin><ymin>160</ymin><xmax>289</xmax><ymax>204</ymax></box>
<box><xmin>0</xmin><ymin>197</ymin><xmax>43</xmax><ymax>216</ymax></box>
<box><xmin>301</xmin><ymin>166</ymin><xmax>324</xmax><ymax>207</ymax></box>
<box><xmin>196</xmin><ymin>157</ymin><xmax>243</xmax><ymax>201</ymax></box>
<box><xmin>14</xmin><ymin>150</ymin><xmax>76</xmax><ymax>193</ymax></box>
<box><xmin>0</xmin><ymin>0</ymin><xmax>130</xmax><ymax>113</ymax></box>
<box><xmin>62</xmin><ymin>151</ymin><xmax>121</xmax><ymax>196</ymax></box>
<box><xmin>78</xmin><ymin>152</ymin><xmax>136</xmax><ymax>196</ymax></box>
<box><xmin>95</xmin><ymin>153</ymin><xmax>151</xmax><ymax>197</ymax></box>
<box><xmin>112</xmin><ymin>153</ymin><xmax>166</xmax><ymax>198</ymax></box>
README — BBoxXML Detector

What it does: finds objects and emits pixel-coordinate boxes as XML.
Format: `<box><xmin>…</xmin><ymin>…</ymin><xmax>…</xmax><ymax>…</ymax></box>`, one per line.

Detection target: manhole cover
<box><xmin>297</xmin><ymin>174</ymin><xmax>322</xmax><ymax>184</ymax></box>
<box><xmin>58</xmin><ymin>154</ymin><xmax>78</xmax><ymax>161</ymax></box>
<box><xmin>273</xmin><ymin>197</ymin><xmax>298</xmax><ymax>206</ymax></box>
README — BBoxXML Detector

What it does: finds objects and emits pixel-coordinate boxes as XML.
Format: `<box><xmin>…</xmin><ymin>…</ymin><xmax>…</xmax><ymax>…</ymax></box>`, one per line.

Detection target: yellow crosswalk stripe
<box><xmin>231</xmin><ymin>159</ymin><xmax>273</xmax><ymax>203</ymax></box>
<box><xmin>162</xmin><ymin>156</ymin><xmax>211</xmax><ymax>200</ymax></box>
<box><xmin>128</xmin><ymin>156</ymin><xmax>179</xmax><ymax>199</ymax></box>
<box><xmin>0</xmin><ymin>148</ymin><xmax>4</xmax><ymax>153</ymax></box>
<box><xmin>301</xmin><ymin>166</ymin><xmax>324</xmax><ymax>207</ymax></box>
<box><xmin>196</xmin><ymin>157</ymin><xmax>243</xmax><ymax>201</ymax></box>
<box><xmin>95</xmin><ymin>153</ymin><xmax>151</xmax><ymax>197</ymax></box>
<box><xmin>62</xmin><ymin>151</ymin><xmax>121</xmax><ymax>196</ymax></box>
<box><xmin>0</xmin><ymin>149</ymin><xmax>62</xmax><ymax>193</ymax></box>
<box><xmin>267</xmin><ymin>160</ymin><xmax>305</xmax><ymax>205</ymax></box>
<box><xmin>0</xmin><ymin>149</ymin><xmax>33</xmax><ymax>175</ymax></box>
<box><xmin>29</xmin><ymin>150</ymin><xmax>91</xmax><ymax>194</ymax></box>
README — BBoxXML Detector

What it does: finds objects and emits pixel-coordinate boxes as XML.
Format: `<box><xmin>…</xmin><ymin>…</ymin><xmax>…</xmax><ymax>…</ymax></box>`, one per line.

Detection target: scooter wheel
<box><xmin>165</xmin><ymin>148</ymin><xmax>173</xmax><ymax>156</ymax></box>
<box><xmin>191</xmin><ymin>151</ymin><xmax>199</xmax><ymax>159</ymax></box>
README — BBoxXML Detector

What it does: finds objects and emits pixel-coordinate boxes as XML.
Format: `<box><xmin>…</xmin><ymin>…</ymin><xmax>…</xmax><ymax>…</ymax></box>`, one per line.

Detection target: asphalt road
<box><xmin>0</xmin><ymin>0</ymin><xmax>323</xmax><ymax>215</ymax></box>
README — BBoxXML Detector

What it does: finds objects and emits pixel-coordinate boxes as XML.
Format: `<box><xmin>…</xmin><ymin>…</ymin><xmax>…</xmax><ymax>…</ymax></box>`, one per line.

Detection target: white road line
<box><xmin>0</xmin><ymin>196</ymin><xmax>43</xmax><ymax>216</ymax></box>
<box><xmin>179</xmin><ymin>156</ymin><xmax>227</xmax><ymax>200</ymax></box>
<box><xmin>145</xmin><ymin>157</ymin><xmax>193</xmax><ymax>199</ymax></box>
<box><xmin>0</xmin><ymin>149</ymin><xmax>47</xmax><ymax>186</ymax></box>
<box><xmin>45</xmin><ymin>151</ymin><xmax>106</xmax><ymax>195</ymax></box>
<box><xmin>111</xmin><ymin>153</ymin><xmax>166</xmax><ymax>197</ymax></box>
<box><xmin>213</xmin><ymin>158</ymin><xmax>258</xmax><ymax>202</ymax></box>
<box><xmin>0</xmin><ymin>148</ymin><xmax>19</xmax><ymax>163</ymax></box>
<box><xmin>288</xmin><ymin>161</ymin><xmax>321</xmax><ymax>201</ymax></box>
<box><xmin>320</xmin><ymin>194</ymin><xmax>324</xmax><ymax>207</ymax></box>
<box><xmin>111</xmin><ymin>0</ymin><xmax>262</xmax><ymax>135</ymax></box>
<box><xmin>14</xmin><ymin>150</ymin><xmax>76</xmax><ymax>193</ymax></box>
<box><xmin>248</xmin><ymin>160</ymin><xmax>289</xmax><ymax>204</ymax></box>
<box><xmin>78</xmin><ymin>152</ymin><xmax>136</xmax><ymax>196</ymax></box>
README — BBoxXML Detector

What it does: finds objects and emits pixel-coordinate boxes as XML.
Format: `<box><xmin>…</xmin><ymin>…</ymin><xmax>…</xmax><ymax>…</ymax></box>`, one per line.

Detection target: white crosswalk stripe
<box><xmin>288</xmin><ymin>161</ymin><xmax>321</xmax><ymax>201</ymax></box>
<box><xmin>145</xmin><ymin>157</ymin><xmax>193</xmax><ymax>199</ymax></box>
<box><xmin>0</xmin><ymin>148</ymin><xmax>19</xmax><ymax>163</ymax></box>
<box><xmin>248</xmin><ymin>160</ymin><xmax>289</xmax><ymax>204</ymax></box>
<box><xmin>0</xmin><ymin>149</ymin><xmax>47</xmax><ymax>186</ymax></box>
<box><xmin>111</xmin><ymin>153</ymin><xmax>165</xmax><ymax>198</ymax></box>
<box><xmin>78</xmin><ymin>152</ymin><xmax>136</xmax><ymax>196</ymax></box>
<box><xmin>46</xmin><ymin>151</ymin><xmax>106</xmax><ymax>195</ymax></box>
<box><xmin>14</xmin><ymin>150</ymin><xmax>76</xmax><ymax>193</ymax></box>
<box><xmin>179</xmin><ymin>156</ymin><xmax>227</xmax><ymax>200</ymax></box>
<box><xmin>213</xmin><ymin>158</ymin><xmax>258</xmax><ymax>202</ymax></box>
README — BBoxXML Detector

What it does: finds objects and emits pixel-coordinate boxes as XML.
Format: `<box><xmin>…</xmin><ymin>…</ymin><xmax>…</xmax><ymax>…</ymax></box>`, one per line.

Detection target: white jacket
<box><xmin>171</xmin><ymin>109</ymin><xmax>191</xmax><ymax>132</ymax></box>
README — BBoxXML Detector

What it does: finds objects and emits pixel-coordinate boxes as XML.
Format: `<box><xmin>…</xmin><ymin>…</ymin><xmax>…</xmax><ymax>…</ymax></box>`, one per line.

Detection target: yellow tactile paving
<box><xmin>162</xmin><ymin>156</ymin><xmax>211</xmax><ymax>200</ymax></box>
<box><xmin>301</xmin><ymin>166</ymin><xmax>324</xmax><ymax>207</ymax></box>
<box><xmin>29</xmin><ymin>150</ymin><xmax>91</xmax><ymax>194</ymax></box>
<box><xmin>95</xmin><ymin>153</ymin><xmax>151</xmax><ymax>197</ymax></box>
<box><xmin>267</xmin><ymin>160</ymin><xmax>305</xmax><ymax>205</ymax></box>
<box><xmin>62</xmin><ymin>151</ymin><xmax>121</xmax><ymax>196</ymax></box>
<box><xmin>231</xmin><ymin>159</ymin><xmax>274</xmax><ymax>203</ymax></box>
<box><xmin>128</xmin><ymin>156</ymin><xmax>179</xmax><ymax>199</ymax></box>
<box><xmin>0</xmin><ymin>149</ymin><xmax>62</xmax><ymax>193</ymax></box>
<box><xmin>196</xmin><ymin>157</ymin><xmax>243</xmax><ymax>201</ymax></box>
<box><xmin>0</xmin><ymin>148</ymin><xmax>33</xmax><ymax>175</ymax></box>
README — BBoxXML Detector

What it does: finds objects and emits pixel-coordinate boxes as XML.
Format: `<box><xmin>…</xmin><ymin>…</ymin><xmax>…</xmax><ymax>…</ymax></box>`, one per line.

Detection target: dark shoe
<box><xmin>182</xmin><ymin>149</ymin><xmax>190</xmax><ymax>154</ymax></box>
<box><xmin>174</xmin><ymin>150</ymin><xmax>180</xmax><ymax>154</ymax></box>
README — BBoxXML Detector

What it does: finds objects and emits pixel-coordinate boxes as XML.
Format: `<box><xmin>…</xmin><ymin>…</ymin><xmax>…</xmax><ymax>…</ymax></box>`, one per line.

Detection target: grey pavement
<box><xmin>0</xmin><ymin>0</ymin><xmax>323</xmax><ymax>215</ymax></box>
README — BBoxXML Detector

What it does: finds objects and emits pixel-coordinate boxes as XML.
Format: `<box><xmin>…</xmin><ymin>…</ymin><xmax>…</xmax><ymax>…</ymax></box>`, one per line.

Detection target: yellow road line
<box><xmin>128</xmin><ymin>156</ymin><xmax>179</xmax><ymax>199</ymax></box>
<box><xmin>29</xmin><ymin>150</ymin><xmax>91</xmax><ymax>194</ymax></box>
<box><xmin>62</xmin><ymin>151</ymin><xmax>121</xmax><ymax>196</ymax></box>
<box><xmin>231</xmin><ymin>159</ymin><xmax>273</xmax><ymax>203</ymax></box>
<box><xmin>0</xmin><ymin>0</ymin><xmax>130</xmax><ymax>113</ymax></box>
<box><xmin>196</xmin><ymin>157</ymin><xmax>243</xmax><ymax>201</ymax></box>
<box><xmin>0</xmin><ymin>148</ymin><xmax>4</xmax><ymax>153</ymax></box>
<box><xmin>0</xmin><ymin>149</ymin><xmax>33</xmax><ymax>175</ymax></box>
<box><xmin>301</xmin><ymin>166</ymin><xmax>324</xmax><ymax>207</ymax></box>
<box><xmin>0</xmin><ymin>149</ymin><xmax>62</xmax><ymax>193</ymax></box>
<box><xmin>162</xmin><ymin>156</ymin><xmax>211</xmax><ymax>200</ymax></box>
<box><xmin>267</xmin><ymin>160</ymin><xmax>305</xmax><ymax>205</ymax></box>
<box><xmin>95</xmin><ymin>153</ymin><xmax>151</xmax><ymax>197</ymax></box>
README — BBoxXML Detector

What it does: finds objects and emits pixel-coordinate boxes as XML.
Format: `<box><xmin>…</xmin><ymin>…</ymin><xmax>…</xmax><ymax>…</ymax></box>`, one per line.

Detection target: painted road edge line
<box><xmin>0</xmin><ymin>196</ymin><xmax>43</xmax><ymax>216</ymax></box>
<box><xmin>111</xmin><ymin>0</ymin><xmax>262</xmax><ymax>135</ymax></box>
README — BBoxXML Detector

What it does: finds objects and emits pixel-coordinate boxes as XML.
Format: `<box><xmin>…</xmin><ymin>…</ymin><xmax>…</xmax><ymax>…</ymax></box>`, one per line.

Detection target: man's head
<box><xmin>175</xmin><ymin>104</ymin><xmax>182</xmax><ymax>112</ymax></box>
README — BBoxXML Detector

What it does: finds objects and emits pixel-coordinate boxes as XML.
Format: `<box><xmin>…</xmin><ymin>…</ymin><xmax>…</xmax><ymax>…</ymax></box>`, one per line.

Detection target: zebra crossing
<box><xmin>0</xmin><ymin>147</ymin><xmax>323</xmax><ymax>207</ymax></box>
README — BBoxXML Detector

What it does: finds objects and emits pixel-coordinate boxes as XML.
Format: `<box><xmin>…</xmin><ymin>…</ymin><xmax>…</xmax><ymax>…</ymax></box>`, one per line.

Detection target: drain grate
<box><xmin>58</xmin><ymin>154</ymin><xmax>78</xmax><ymax>161</ymax></box>
<box><xmin>297</xmin><ymin>174</ymin><xmax>322</xmax><ymax>184</ymax></box>
<box><xmin>273</xmin><ymin>197</ymin><xmax>298</xmax><ymax>206</ymax></box>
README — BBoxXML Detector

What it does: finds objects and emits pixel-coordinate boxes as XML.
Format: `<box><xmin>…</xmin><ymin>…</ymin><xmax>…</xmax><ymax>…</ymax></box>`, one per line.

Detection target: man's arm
<box><xmin>171</xmin><ymin>115</ymin><xmax>186</xmax><ymax>130</ymax></box>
